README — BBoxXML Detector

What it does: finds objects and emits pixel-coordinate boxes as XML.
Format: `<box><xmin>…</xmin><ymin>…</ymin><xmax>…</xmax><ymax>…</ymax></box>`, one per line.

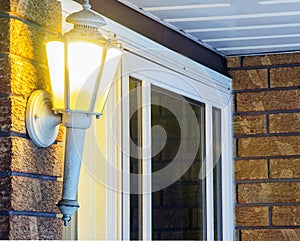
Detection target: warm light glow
<box><xmin>46</xmin><ymin>41</ymin><xmax>65</xmax><ymax>109</ymax></box>
<box><xmin>68</xmin><ymin>42</ymin><xmax>103</xmax><ymax>112</ymax></box>
<box><xmin>95</xmin><ymin>47</ymin><xmax>122</xmax><ymax>113</ymax></box>
<box><xmin>46</xmin><ymin>40</ymin><xmax>121</xmax><ymax>114</ymax></box>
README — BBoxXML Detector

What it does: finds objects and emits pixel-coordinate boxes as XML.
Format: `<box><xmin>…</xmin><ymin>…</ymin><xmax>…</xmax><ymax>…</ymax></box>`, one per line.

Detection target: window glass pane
<box><xmin>129</xmin><ymin>79</ymin><xmax>143</xmax><ymax>240</ymax></box>
<box><xmin>151</xmin><ymin>87</ymin><xmax>205</xmax><ymax>240</ymax></box>
<box><xmin>213</xmin><ymin>108</ymin><xmax>222</xmax><ymax>240</ymax></box>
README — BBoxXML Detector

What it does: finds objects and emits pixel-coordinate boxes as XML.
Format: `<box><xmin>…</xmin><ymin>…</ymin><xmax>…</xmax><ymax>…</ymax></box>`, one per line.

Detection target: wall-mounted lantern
<box><xmin>25</xmin><ymin>0</ymin><xmax>122</xmax><ymax>226</ymax></box>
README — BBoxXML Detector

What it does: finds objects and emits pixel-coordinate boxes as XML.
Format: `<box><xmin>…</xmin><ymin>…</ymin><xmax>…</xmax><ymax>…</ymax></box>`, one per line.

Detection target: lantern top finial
<box><xmin>66</xmin><ymin>0</ymin><xmax>106</xmax><ymax>29</ymax></box>
<box><xmin>83</xmin><ymin>0</ymin><xmax>91</xmax><ymax>10</ymax></box>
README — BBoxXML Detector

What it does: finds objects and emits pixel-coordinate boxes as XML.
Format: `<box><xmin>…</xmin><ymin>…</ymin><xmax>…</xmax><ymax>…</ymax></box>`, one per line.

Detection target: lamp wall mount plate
<box><xmin>26</xmin><ymin>90</ymin><xmax>62</xmax><ymax>148</ymax></box>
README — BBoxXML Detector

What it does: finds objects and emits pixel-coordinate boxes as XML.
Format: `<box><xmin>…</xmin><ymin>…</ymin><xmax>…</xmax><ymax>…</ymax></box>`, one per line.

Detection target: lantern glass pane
<box><xmin>68</xmin><ymin>42</ymin><xmax>103</xmax><ymax>112</ymax></box>
<box><xmin>46</xmin><ymin>41</ymin><xmax>65</xmax><ymax>109</ymax></box>
<box><xmin>94</xmin><ymin>47</ymin><xmax>122</xmax><ymax>114</ymax></box>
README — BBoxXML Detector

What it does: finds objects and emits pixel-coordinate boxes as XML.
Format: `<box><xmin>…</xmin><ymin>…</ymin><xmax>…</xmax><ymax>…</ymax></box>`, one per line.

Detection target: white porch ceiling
<box><xmin>117</xmin><ymin>0</ymin><xmax>300</xmax><ymax>56</ymax></box>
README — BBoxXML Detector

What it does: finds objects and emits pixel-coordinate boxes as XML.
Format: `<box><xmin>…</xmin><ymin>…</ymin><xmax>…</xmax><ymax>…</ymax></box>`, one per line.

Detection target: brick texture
<box><xmin>9</xmin><ymin>216</ymin><xmax>62</xmax><ymax>240</ymax></box>
<box><xmin>269</xmin><ymin>113</ymin><xmax>300</xmax><ymax>133</ymax></box>
<box><xmin>235</xmin><ymin>160</ymin><xmax>268</xmax><ymax>180</ymax></box>
<box><xmin>0</xmin><ymin>0</ymin><xmax>63</xmax><ymax>239</ymax></box>
<box><xmin>236</xmin><ymin>206</ymin><xmax>269</xmax><ymax>227</ymax></box>
<box><xmin>270</xmin><ymin>158</ymin><xmax>300</xmax><ymax>179</ymax></box>
<box><xmin>227</xmin><ymin>56</ymin><xmax>241</xmax><ymax>68</ymax></box>
<box><xmin>234</xmin><ymin>115</ymin><xmax>266</xmax><ymax>135</ymax></box>
<box><xmin>10</xmin><ymin>176</ymin><xmax>62</xmax><ymax>213</ymax></box>
<box><xmin>238</xmin><ymin>182</ymin><xmax>300</xmax><ymax>204</ymax></box>
<box><xmin>242</xmin><ymin>53</ymin><xmax>300</xmax><ymax>67</ymax></box>
<box><xmin>272</xmin><ymin>206</ymin><xmax>300</xmax><ymax>226</ymax></box>
<box><xmin>236</xmin><ymin>90</ymin><xmax>300</xmax><ymax>112</ymax></box>
<box><xmin>270</xmin><ymin>66</ymin><xmax>300</xmax><ymax>88</ymax></box>
<box><xmin>238</xmin><ymin>136</ymin><xmax>300</xmax><ymax>157</ymax></box>
<box><xmin>241</xmin><ymin>229</ymin><xmax>300</xmax><ymax>241</ymax></box>
<box><xmin>0</xmin><ymin>0</ymin><xmax>61</xmax><ymax>32</ymax></box>
<box><xmin>229</xmin><ymin>69</ymin><xmax>267</xmax><ymax>90</ymax></box>
<box><xmin>230</xmin><ymin>53</ymin><xmax>300</xmax><ymax>241</ymax></box>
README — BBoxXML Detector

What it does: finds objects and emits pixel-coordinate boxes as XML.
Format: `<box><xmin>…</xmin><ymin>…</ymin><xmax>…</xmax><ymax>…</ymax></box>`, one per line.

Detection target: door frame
<box><xmin>117</xmin><ymin>52</ymin><xmax>233</xmax><ymax>240</ymax></box>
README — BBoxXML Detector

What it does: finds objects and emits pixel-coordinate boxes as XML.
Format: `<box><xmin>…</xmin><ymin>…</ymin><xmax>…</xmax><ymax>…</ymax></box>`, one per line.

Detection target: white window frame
<box><xmin>120</xmin><ymin>52</ymin><xmax>233</xmax><ymax>241</ymax></box>
<box><xmin>61</xmin><ymin>1</ymin><xmax>233</xmax><ymax>240</ymax></box>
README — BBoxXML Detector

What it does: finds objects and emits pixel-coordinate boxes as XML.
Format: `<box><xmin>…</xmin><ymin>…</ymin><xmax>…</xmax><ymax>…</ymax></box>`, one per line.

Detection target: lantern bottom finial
<box><xmin>57</xmin><ymin>199</ymin><xmax>80</xmax><ymax>226</ymax></box>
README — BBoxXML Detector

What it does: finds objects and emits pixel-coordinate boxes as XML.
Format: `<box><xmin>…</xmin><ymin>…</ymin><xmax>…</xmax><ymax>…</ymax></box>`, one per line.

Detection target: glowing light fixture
<box><xmin>25</xmin><ymin>0</ymin><xmax>122</xmax><ymax>226</ymax></box>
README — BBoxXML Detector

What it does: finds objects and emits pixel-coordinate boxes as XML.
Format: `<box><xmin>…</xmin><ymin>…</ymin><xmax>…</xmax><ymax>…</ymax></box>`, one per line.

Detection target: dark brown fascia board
<box><xmin>74</xmin><ymin>0</ymin><xmax>227</xmax><ymax>74</ymax></box>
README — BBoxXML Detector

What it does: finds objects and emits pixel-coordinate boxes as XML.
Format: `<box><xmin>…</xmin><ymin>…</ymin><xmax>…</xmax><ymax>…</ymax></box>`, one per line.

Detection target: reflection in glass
<box><xmin>129</xmin><ymin>79</ymin><xmax>142</xmax><ymax>240</ymax></box>
<box><xmin>213</xmin><ymin>108</ymin><xmax>222</xmax><ymax>240</ymax></box>
<box><xmin>151</xmin><ymin>87</ymin><xmax>205</xmax><ymax>240</ymax></box>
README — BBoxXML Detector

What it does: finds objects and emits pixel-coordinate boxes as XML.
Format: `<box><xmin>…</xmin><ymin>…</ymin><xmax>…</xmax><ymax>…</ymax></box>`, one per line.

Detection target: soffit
<box><xmin>118</xmin><ymin>0</ymin><xmax>300</xmax><ymax>56</ymax></box>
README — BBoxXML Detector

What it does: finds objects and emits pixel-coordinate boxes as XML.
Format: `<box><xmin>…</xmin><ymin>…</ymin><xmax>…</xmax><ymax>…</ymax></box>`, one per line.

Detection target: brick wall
<box><xmin>0</xmin><ymin>0</ymin><xmax>64</xmax><ymax>239</ymax></box>
<box><xmin>228</xmin><ymin>54</ymin><xmax>300</xmax><ymax>241</ymax></box>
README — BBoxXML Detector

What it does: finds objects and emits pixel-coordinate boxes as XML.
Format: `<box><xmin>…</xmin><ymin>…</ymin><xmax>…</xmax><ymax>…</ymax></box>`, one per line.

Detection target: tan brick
<box><xmin>236</xmin><ymin>90</ymin><xmax>300</xmax><ymax>112</ymax></box>
<box><xmin>0</xmin><ymin>57</ymin><xmax>11</xmax><ymax>93</ymax></box>
<box><xmin>0</xmin><ymin>0</ymin><xmax>10</xmax><ymax>11</ymax></box>
<box><xmin>11</xmin><ymin>55</ymin><xmax>51</xmax><ymax>96</ymax></box>
<box><xmin>10</xmin><ymin>19</ymin><xmax>49</xmax><ymax>63</ymax></box>
<box><xmin>238</xmin><ymin>182</ymin><xmax>300</xmax><ymax>204</ymax></box>
<box><xmin>11</xmin><ymin>176</ymin><xmax>62</xmax><ymax>213</ymax></box>
<box><xmin>229</xmin><ymin>69</ymin><xmax>267</xmax><ymax>90</ymax></box>
<box><xmin>269</xmin><ymin>113</ymin><xmax>300</xmax><ymax>133</ymax></box>
<box><xmin>234</xmin><ymin>115</ymin><xmax>266</xmax><ymax>135</ymax></box>
<box><xmin>9</xmin><ymin>216</ymin><xmax>62</xmax><ymax>240</ymax></box>
<box><xmin>242</xmin><ymin>229</ymin><xmax>300</xmax><ymax>241</ymax></box>
<box><xmin>0</xmin><ymin>137</ymin><xmax>12</xmax><ymax>171</ymax></box>
<box><xmin>270</xmin><ymin>158</ymin><xmax>300</xmax><ymax>179</ymax></box>
<box><xmin>0</xmin><ymin>136</ymin><xmax>63</xmax><ymax>176</ymax></box>
<box><xmin>13</xmin><ymin>137</ymin><xmax>63</xmax><ymax>177</ymax></box>
<box><xmin>11</xmin><ymin>95</ymin><xmax>26</xmax><ymax>133</ymax></box>
<box><xmin>0</xmin><ymin>177</ymin><xmax>12</xmax><ymax>210</ymax></box>
<box><xmin>0</xmin><ymin>97</ymin><xmax>12</xmax><ymax>133</ymax></box>
<box><xmin>0</xmin><ymin>217</ymin><xmax>9</xmax><ymax>232</ymax></box>
<box><xmin>0</xmin><ymin>0</ymin><xmax>62</xmax><ymax>32</ymax></box>
<box><xmin>238</xmin><ymin>136</ymin><xmax>300</xmax><ymax>157</ymax></box>
<box><xmin>235</xmin><ymin>160</ymin><xmax>268</xmax><ymax>180</ymax></box>
<box><xmin>243</xmin><ymin>53</ymin><xmax>300</xmax><ymax>67</ymax></box>
<box><xmin>272</xmin><ymin>206</ymin><xmax>300</xmax><ymax>226</ymax></box>
<box><xmin>227</xmin><ymin>56</ymin><xmax>241</xmax><ymax>68</ymax></box>
<box><xmin>0</xmin><ymin>55</ymin><xmax>51</xmax><ymax>133</ymax></box>
<box><xmin>0</xmin><ymin>18</ymin><xmax>58</xmax><ymax>64</ymax></box>
<box><xmin>236</xmin><ymin>206</ymin><xmax>269</xmax><ymax>226</ymax></box>
<box><xmin>270</xmin><ymin>67</ymin><xmax>300</xmax><ymax>88</ymax></box>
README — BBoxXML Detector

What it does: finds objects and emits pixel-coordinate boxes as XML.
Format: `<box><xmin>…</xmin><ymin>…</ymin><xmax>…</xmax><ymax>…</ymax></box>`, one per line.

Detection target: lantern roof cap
<box><xmin>66</xmin><ymin>1</ymin><xmax>106</xmax><ymax>29</ymax></box>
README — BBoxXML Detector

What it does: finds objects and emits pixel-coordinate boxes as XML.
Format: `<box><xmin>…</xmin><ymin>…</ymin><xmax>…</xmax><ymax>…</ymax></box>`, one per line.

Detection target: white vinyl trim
<box><xmin>221</xmin><ymin>101</ymin><xmax>235</xmax><ymax>241</ymax></box>
<box><xmin>141</xmin><ymin>79</ymin><xmax>152</xmax><ymax>240</ymax></box>
<box><xmin>121</xmin><ymin>72</ymin><xmax>130</xmax><ymax>241</ymax></box>
<box><xmin>205</xmin><ymin>103</ymin><xmax>214</xmax><ymax>240</ymax></box>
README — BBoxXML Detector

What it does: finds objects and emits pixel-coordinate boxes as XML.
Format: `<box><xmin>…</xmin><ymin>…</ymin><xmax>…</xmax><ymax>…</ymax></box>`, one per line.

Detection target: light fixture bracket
<box><xmin>26</xmin><ymin>90</ymin><xmax>62</xmax><ymax>148</ymax></box>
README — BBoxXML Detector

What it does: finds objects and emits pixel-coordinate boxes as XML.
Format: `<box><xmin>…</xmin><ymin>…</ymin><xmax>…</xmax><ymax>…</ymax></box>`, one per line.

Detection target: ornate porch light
<box><xmin>25</xmin><ymin>0</ymin><xmax>122</xmax><ymax>226</ymax></box>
